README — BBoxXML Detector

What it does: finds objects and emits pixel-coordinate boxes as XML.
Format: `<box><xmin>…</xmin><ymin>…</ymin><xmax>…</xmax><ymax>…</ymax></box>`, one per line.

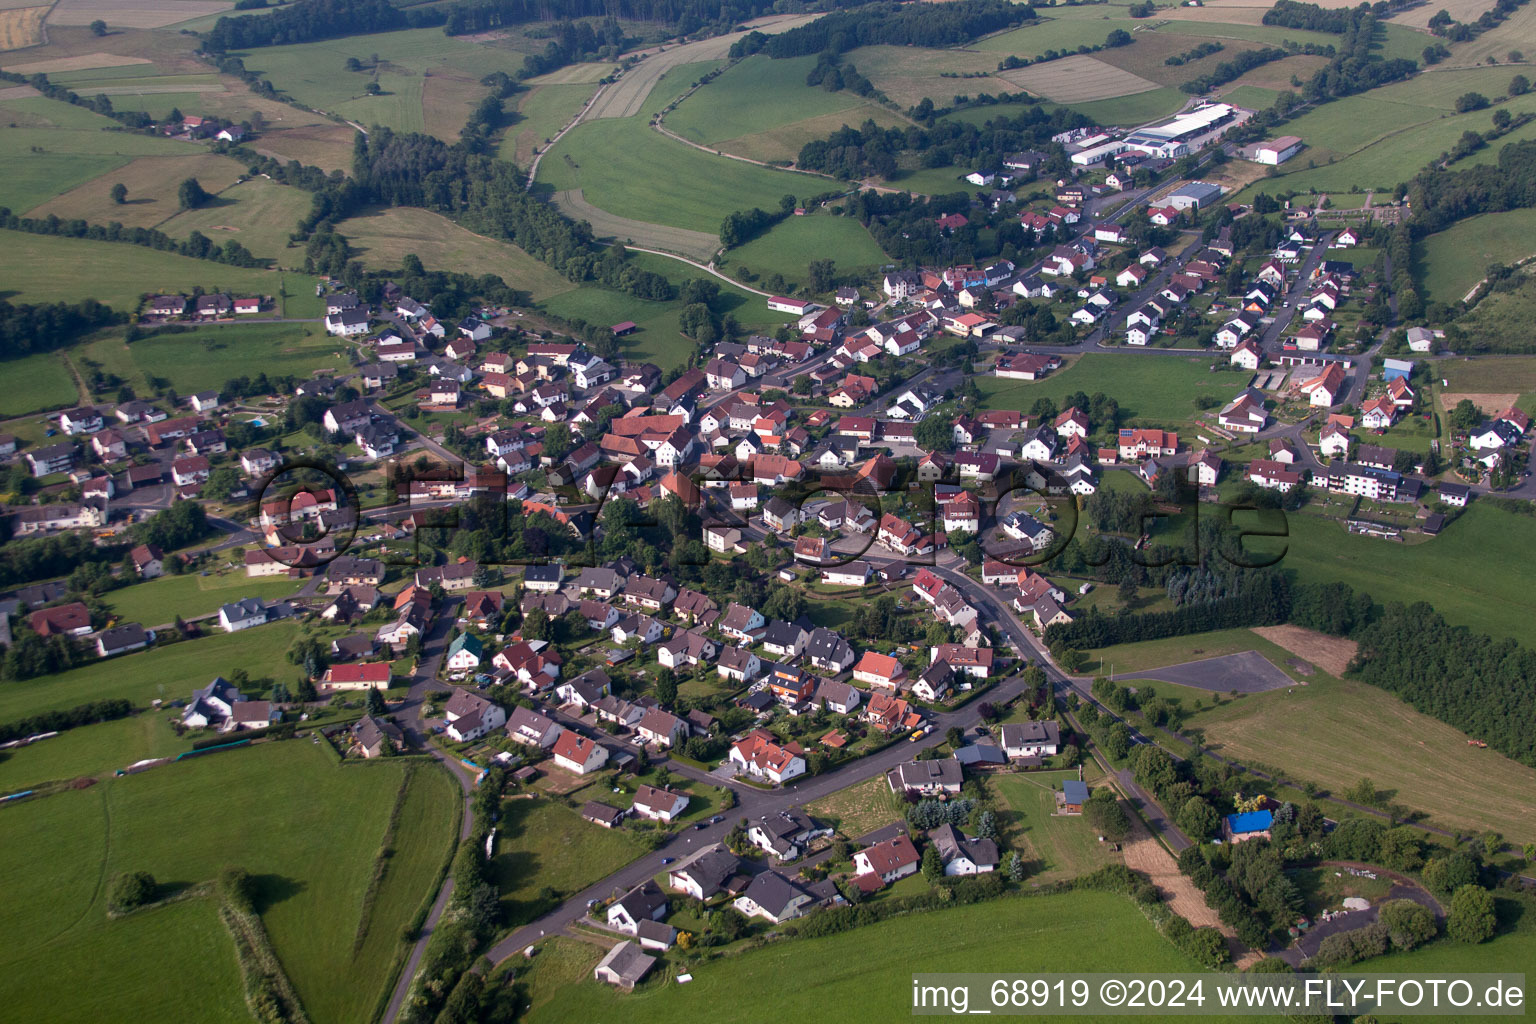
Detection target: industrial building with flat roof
<box><xmin>1166</xmin><ymin>181</ymin><xmax>1224</xmax><ymax>211</ymax></box>
<box><xmin>1122</xmin><ymin>103</ymin><xmax>1248</xmax><ymax>159</ymax></box>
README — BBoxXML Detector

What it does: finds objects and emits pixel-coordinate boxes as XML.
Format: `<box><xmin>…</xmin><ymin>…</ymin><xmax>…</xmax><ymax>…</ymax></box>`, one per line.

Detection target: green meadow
<box><xmin>237</xmin><ymin>27</ymin><xmax>526</xmax><ymax>137</ymax></box>
<box><xmin>0</xmin><ymin>742</ymin><xmax>458</xmax><ymax>1024</ymax></box>
<box><xmin>977</xmin><ymin>354</ymin><xmax>1247</xmax><ymax>426</ymax></box>
<box><xmin>1417</xmin><ymin>208</ymin><xmax>1536</xmax><ymax>303</ymax></box>
<box><xmin>0</xmin><ymin>351</ymin><xmax>80</xmax><ymax>416</ymax></box>
<box><xmin>0</xmin><ymin>230</ymin><xmax>323</xmax><ymax>315</ymax></box>
<box><xmin>76</xmin><ymin>322</ymin><xmax>347</xmax><ymax>396</ymax></box>
<box><xmin>538</xmin><ymin>114</ymin><xmax>819</xmax><ymax>233</ymax></box>
<box><xmin>0</xmin><ymin>115</ymin><xmax>204</xmax><ymax>213</ymax></box>
<box><xmin>724</xmin><ymin>214</ymin><xmax>888</xmax><ymax>286</ymax></box>
<box><xmin>0</xmin><ymin>622</ymin><xmax>304</xmax><ymax>724</ymax></box>
<box><xmin>521</xmin><ymin>890</ymin><xmax>1230</xmax><ymax>1024</ymax></box>
<box><xmin>666</xmin><ymin>54</ymin><xmax>879</xmax><ymax>146</ymax></box>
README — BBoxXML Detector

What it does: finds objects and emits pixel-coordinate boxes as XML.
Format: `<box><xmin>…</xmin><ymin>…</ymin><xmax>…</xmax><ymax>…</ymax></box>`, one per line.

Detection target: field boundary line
<box><xmin>622</xmin><ymin>245</ymin><xmax>773</xmax><ymax>296</ymax></box>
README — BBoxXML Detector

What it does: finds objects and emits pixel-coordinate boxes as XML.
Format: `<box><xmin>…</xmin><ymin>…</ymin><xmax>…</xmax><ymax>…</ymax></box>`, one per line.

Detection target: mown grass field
<box><xmin>713</xmin><ymin>103</ymin><xmax>906</xmax><ymax>164</ymax></box>
<box><xmin>1248</xmin><ymin>500</ymin><xmax>1536</xmax><ymax>641</ymax></box>
<box><xmin>0</xmin><ymin>351</ymin><xmax>80</xmax><ymax>416</ymax></box>
<box><xmin>804</xmin><ymin>774</ymin><xmax>906</xmax><ymax>839</ymax></box>
<box><xmin>1440</xmin><ymin>354</ymin><xmax>1536</xmax><ymax>392</ymax></box>
<box><xmin>25</xmin><ymin>150</ymin><xmax>249</xmax><ymax>226</ymax></box>
<box><xmin>81</xmin><ymin>322</ymin><xmax>345</xmax><ymax>395</ymax></box>
<box><xmin>522</xmin><ymin>890</ymin><xmax>1226</xmax><ymax>1024</ymax></box>
<box><xmin>977</xmin><ymin>353</ymin><xmax>1248</xmax><ymax>426</ymax></box>
<box><xmin>500</xmin><ymin>81</ymin><xmax>599</xmax><ymax>167</ymax></box>
<box><xmin>0</xmin><ymin>230</ymin><xmax>322</xmax><ymax>314</ymax></box>
<box><xmin>237</xmin><ymin>28</ymin><xmax>524</xmax><ymax>140</ymax></box>
<box><xmin>156</xmin><ymin>175</ymin><xmax>316</xmax><ymax>268</ymax></box>
<box><xmin>666</xmin><ymin>54</ymin><xmax>881</xmax><ymax>146</ymax></box>
<box><xmin>0</xmin><ymin>114</ymin><xmax>205</xmax><ymax>212</ymax></box>
<box><xmin>0</xmin><ymin>741</ymin><xmax>458</xmax><ymax>1024</ymax></box>
<box><xmin>841</xmin><ymin>43</ymin><xmax>1015</xmax><ymax>108</ymax></box>
<box><xmin>489</xmin><ymin>796</ymin><xmax>647</xmax><ymax>926</ymax></box>
<box><xmin>1052</xmin><ymin>85</ymin><xmax>1187</xmax><ymax>126</ymax></box>
<box><xmin>105</xmin><ymin>571</ymin><xmax>306</xmax><ymax>628</ymax></box>
<box><xmin>973</xmin><ymin>10</ymin><xmax>1146</xmax><ymax>57</ymax></box>
<box><xmin>336</xmin><ymin>206</ymin><xmax>576</xmax><ymax>301</ymax></box>
<box><xmin>1176</xmin><ymin>667</ymin><xmax>1536</xmax><ymax>845</ymax></box>
<box><xmin>724</xmin><ymin>214</ymin><xmax>887</xmax><ymax>286</ymax></box>
<box><xmin>537</xmin><ymin>113</ymin><xmax>815</xmax><ymax>233</ymax></box>
<box><xmin>1418</xmin><ymin>208</ymin><xmax>1536</xmax><ymax>303</ymax></box>
<box><xmin>0</xmin><ymin>621</ymin><xmax>302</xmax><ymax>724</ymax></box>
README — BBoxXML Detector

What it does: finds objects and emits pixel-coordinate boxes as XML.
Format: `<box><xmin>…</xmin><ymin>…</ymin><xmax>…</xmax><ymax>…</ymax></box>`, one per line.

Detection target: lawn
<box><xmin>0</xmin><ymin>351</ymin><xmax>79</xmax><ymax>416</ymax></box>
<box><xmin>1358</xmin><ymin>891</ymin><xmax>1536</xmax><ymax>974</ymax></box>
<box><xmin>489</xmin><ymin>796</ymin><xmax>648</xmax><ymax>925</ymax></box>
<box><xmin>336</xmin><ymin>206</ymin><xmax>576</xmax><ymax>301</ymax></box>
<box><xmin>537</xmin><ymin>114</ymin><xmax>818</xmax><ymax>233</ymax></box>
<box><xmin>803</xmin><ymin>774</ymin><xmax>906</xmax><ymax>840</ymax></box>
<box><xmin>105</xmin><ymin>571</ymin><xmax>307</xmax><ymax>627</ymax></box>
<box><xmin>236</xmin><ymin>28</ymin><xmax>524</xmax><ymax>140</ymax></box>
<box><xmin>0</xmin><ymin>230</ymin><xmax>322</xmax><ymax>315</ymax></box>
<box><xmin>724</xmin><ymin>214</ymin><xmax>887</xmax><ymax>286</ymax></box>
<box><xmin>666</xmin><ymin>55</ymin><xmax>876</xmax><ymax>146</ymax></box>
<box><xmin>0</xmin><ymin>741</ymin><xmax>458</xmax><ymax>1024</ymax></box>
<box><xmin>522</xmin><ymin>890</ymin><xmax>1229</xmax><ymax>1024</ymax></box>
<box><xmin>0</xmin><ymin>115</ymin><xmax>205</xmax><ymax>212</ymax></box>
<box><xmin>0</xmin><ymin>620</ymin><xmax>303</xmax><ymax>724</ymax></box>
<box><xmin>976</xmin><ymin>353</ymin><xmax>1246</xmax><ymax>426</ymax></box>
<box><xmin>1418</xmin><ymin>208</ymin><xmax>1536</xmax><ymax>303</ymax></box>
<box><xmin>992</xmin><ymin>769</ymin><xmax>1121</xmax><ymax>883</ymax></box>
<box><xmin>80</xmin><ymin>322</ymin><xmax>345</xmax><ymax>396</ymax></box>
<box><xmin>1179</xmin><ymin>667</ymin><xmax>1536</xmax><ymax>847</ymax></box>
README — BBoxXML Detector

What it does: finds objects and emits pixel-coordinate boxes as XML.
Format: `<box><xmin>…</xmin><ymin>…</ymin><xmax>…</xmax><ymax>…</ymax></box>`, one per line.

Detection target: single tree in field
<box><xmin>366</xmin><ymin>686</ymin><xmax>386</xmax><ymax>716</ymax></box>
<box><xmin>110</xmin><ymin>183</ymin><xmax>127</xmax><ymax>205</ymax></box>
<box><xmin>177</xmin><ymin>177</ymin><xmax>209</xmax><ymax>210</ymax></box>
<box><xmin>90</xmin><ymin>18</ymin><xmax>107</xmax><ymax>35</ymax></box>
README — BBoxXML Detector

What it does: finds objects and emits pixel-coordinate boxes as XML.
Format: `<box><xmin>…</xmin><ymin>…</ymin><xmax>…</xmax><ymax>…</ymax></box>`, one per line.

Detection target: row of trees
<box><xmin>204</xmin><ymin>0</ymin><xmax>801</xmax><ymax>52</ymax></box>
<box><xmin>0</xmin><ymin>296</ymin><xmax>122</xmax><ymax>360</ymax></box>
<box><xmin>0</xmin><ymin>208</ymin><xmax>265</xmax><ymax>273</ymax></box>
<box><xmin>795</xmin><ymin>104</ymin><xmax>1088</xmax><ymax>182</ymax></box>
<box><xmin>730</xmin><ymin>0</ymin><xmax>1033</xmax><ymax>60</ymax></box>
<box><xmin>1180</xmin><ymin>45</ymin><xmax>1332</xmax><ymax>96</ymax></box>
<box><xmin>1044</xmin><ymin>571</ymin><xmax>1292</xmax><ymax>652</ymax></box>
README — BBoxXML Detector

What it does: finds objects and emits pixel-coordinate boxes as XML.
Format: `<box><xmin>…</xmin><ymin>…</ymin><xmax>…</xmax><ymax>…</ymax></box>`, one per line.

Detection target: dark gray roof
<box><xmin>740</xmin><ymin>870</ymin><xmax>808</xmax><ymax>918</ymax></box>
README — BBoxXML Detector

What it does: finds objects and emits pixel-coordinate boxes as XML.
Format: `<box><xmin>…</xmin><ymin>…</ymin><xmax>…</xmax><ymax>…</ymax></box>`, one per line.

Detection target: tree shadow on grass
<box><xmin>248</xmin><ymin>873</ymin><xmax>306</xmax><ymax>913</ymax></box>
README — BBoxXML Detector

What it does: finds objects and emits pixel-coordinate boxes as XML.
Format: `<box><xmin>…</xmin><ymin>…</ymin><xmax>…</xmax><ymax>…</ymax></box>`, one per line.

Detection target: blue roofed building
<box><xmin>1223</xmin><ymin>810</ymin><xmax>1274</xmax><ymax>843</ymax></box>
